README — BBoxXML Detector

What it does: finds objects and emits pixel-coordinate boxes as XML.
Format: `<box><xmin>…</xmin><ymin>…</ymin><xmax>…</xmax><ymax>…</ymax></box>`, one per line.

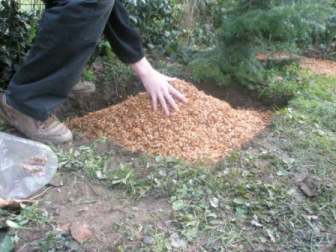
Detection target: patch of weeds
<box><xmin>263</xmin><ymin>73</ymin><xmax>336</xmax><ymax>250</ymax></box>
<box><xmin>152</xmin><ymin>232</ymin><xmax>171</xmax><ymax>252</ymax></box>
<box><xmin>35</xmin><ymin>232</ymin><xmax>79</xmax><ymax>252</ymax></box>
<box><xmin>0</xmin><ymin>204</ymin><xmax>51</xmax><ymax>251</ymax></box>
<box><xmin>104</xmin><ymin>156</ymin><xmax>190</xmax><ymax>199</ymax></box>
<box><xmin>82</xmin><ymin>68</ymin><xmax>96</xmax><ymax>82</ymax></box>
<box><xmin>15</xmin><ymin>204</ymin><xmax>48</xmax><ymax>226</ymax></box>
<box><xmin>273</xmin><ymin>75</ymin><xmax>336</xmax><ymax>177</ymax></box>
<box><xmin>290</xmin><ymin>75</ymin><xmax>336</xmax><ymax>132</ymax></box>
<box><xmin>259</xmin><ymin>64</ymin><xmax>308</xmax><ymax>105</ymax></box>
<box><xmin>2</xmin><ymin>204</ymin><xmax>48</xmax><ymax>230</ymax></box>
<box><xmin>107</xmin><ymin>163</ymin><xmax>139</xmax><ymax>195</ymax></box>
<box><xmin>57</xmin><ymin>144</ymin><xmax>107</xmax><ymax>179</ymax></box>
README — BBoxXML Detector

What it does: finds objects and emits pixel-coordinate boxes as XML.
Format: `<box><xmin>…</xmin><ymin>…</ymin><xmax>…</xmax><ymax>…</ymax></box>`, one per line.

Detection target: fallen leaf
<box><xmin>209</xmin><ymin>197</ymin><xmax>219</xmax><ymax>208</ymax></box>
<box><xmin>295</xmin><ymin>175</ymin><xmax>320</xmax><ymax>197</ymax></box>
<box><xmin>6</xmin><ymin>220</ymin><xmax>22</xmax><ymax>229</ymax></box>
<box><xmin>251</xmin><ymin>219</ymin><xmax>263</xmax><ymax>228</ymax></box>
<box><xmin>95</xmin><ymin>170</ymin><xmax>106</xmax><ymax>180</ymax></box>
<box><xmin>304</xmin><ymin>215</ymin><xmax>319</xmax><ymax>221</ymax></box>
<box><xmin>58</xmin><ymin>223</ymin><xmax>71</xmax><ymax>233</ymax></box>
<box><xmin>266</xmin><ymin>229</ymin><xmax>276</xmax><ymax>243</ymax></box>
<box><xmin>70</xmin><ymin>223</ymin><xmax>94</xmax><ymax>244</ymax></box>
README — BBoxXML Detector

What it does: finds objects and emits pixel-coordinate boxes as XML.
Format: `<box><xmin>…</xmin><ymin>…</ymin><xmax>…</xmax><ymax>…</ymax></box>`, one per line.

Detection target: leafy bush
<box><xmin>178</xmin><ymin>0</ymin><xmax>226</xmax><ymax>49</ymax></box>
<box><xmin>189</xmin><ymin>0</ymin><xmax>335</xmax><ymax>104</ymax></box>
<box><xmin>0</xmin><ymin>0</ymin><xmax>37</xmax><ymax>88</ymax></box>
<box><xmin>124</xmin><ymin>0</ymin><xmax>183</xmax><ymax>53</ymax></box>
<box><xmin>312</xmin><ymin>14</ymin><xmax>336</xmax><ymax>58</ymax></box>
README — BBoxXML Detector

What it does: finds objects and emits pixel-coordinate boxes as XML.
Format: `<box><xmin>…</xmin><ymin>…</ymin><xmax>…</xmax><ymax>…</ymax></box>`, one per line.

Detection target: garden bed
<box><xmin>68</xmin><ymin>80</ymin><xmax>271</xmax><ymax>162</ymax></box>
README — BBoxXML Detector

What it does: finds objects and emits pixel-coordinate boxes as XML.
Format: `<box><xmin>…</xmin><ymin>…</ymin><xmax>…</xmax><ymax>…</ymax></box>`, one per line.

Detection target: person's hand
<box><xmin>141</xmin><ymin>69</ymin><xmax>187</xmax><ymax>115</ymax></box>
<box><xmin>131</xmin><ymin>57</ymin><xmax>187</xmax><ymax>115</ymax></box>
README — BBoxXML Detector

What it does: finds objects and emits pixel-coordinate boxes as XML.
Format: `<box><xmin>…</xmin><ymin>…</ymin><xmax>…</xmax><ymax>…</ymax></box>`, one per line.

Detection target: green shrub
<box><xmin>0</xmin><ymin>0</ymin><xmax>37</xmax><ymax>88</ymax></box>
<box><xmin>189</xmin><ymin>51</ymin><xmax>228</xmax><ymax>86</ymax></box>
<box><xmin>179</xmin><ymin>0</ymin><xmax>228</xmax><ymax>49</ymax></box>
<box><xmin>313</xmin><ymin>14</ymin><xmax>336</xmax><ymax>58</ymax></box>
<box><xmin>260</xmin><ymin>64</ymin><xmax>309</xmax><ymax>105</ymax></box>
<box><xmin>124</xmin><ymin>0</ymin><xmax>183</xmax><ymax>53</ymax></box>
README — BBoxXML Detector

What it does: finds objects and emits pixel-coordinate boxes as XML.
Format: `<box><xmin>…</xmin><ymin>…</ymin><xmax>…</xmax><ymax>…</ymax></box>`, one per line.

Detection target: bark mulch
<box><xmin>68</xmin><ymin>80</ymin><xmax>272</xmax><ymax>162</ymax></box>
<box><xmin>300</xmin><ymin>57</ymin><xmax>336</xmax><ymax>76</ymax></box>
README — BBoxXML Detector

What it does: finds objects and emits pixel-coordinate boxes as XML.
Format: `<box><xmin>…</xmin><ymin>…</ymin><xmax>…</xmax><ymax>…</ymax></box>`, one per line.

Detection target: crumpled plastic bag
<box><xmin>0</xmin><ymin>132</ymin><xmax>58</xmax><ymax>200</ymax></box>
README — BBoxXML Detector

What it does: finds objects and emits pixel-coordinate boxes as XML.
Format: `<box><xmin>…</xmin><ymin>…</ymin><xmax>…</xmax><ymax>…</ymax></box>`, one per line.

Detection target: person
<box><xmin>0</xmin><ymin>0</ymin><xmax>187</xmax><ymax>144</ymax></box>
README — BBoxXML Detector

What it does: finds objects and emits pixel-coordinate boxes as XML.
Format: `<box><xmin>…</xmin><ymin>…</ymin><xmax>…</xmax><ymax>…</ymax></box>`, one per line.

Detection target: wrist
<box><xmin>131</xmin><ymin>57</ymin><xmax>154</xmax><ymax>79</ymax></box>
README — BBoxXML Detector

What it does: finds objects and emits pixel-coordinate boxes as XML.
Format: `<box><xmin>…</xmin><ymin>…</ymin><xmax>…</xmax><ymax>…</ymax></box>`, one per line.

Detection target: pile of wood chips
<box><xmin>69</xmin><ymin>80</ymin><xmax>271</xmax><ymax>162</ymax></box>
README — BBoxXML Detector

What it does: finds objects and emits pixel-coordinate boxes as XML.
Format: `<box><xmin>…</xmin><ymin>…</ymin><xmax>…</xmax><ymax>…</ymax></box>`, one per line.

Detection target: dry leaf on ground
<box><xmin>70</xmin><ymin>223</ymin><xmax>94</xmax><ymax>244</ymax></box>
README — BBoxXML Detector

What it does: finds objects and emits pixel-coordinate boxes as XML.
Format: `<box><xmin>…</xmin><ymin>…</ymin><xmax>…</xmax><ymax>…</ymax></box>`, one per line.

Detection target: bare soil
<box><xmin>15</xmin><ymin>141</ymin><xmax>172</xmax><ymax>252</ymax></box>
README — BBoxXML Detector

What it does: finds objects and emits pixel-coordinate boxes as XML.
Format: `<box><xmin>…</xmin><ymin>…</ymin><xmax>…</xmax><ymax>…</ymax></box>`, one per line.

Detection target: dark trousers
<box><xmin>5</xmin><ymin>0</ymin><xmax>115</xmax><ymax>121</ymax></box>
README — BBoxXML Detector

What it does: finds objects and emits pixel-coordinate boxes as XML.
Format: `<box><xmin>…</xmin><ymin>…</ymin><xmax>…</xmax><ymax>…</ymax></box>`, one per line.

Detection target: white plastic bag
<box><xmin>0</xmin><ymin>132</ymin><xmax>58</xmax><ymax>200</ymax></box>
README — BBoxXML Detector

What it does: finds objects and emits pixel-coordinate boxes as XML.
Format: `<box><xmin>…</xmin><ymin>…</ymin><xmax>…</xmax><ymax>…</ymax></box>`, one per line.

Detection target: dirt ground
<box><xmin>15</xmin><ymin>140</ymin><xmax>173</xmax><ymax>252</ymax></box>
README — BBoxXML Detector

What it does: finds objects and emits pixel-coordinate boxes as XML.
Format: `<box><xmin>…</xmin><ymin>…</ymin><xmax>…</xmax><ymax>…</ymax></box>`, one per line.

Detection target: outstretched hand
<box><xmin>131</xmin><ymin>57</ymin><xmax>187</xmax><ymax>116</ymax></box>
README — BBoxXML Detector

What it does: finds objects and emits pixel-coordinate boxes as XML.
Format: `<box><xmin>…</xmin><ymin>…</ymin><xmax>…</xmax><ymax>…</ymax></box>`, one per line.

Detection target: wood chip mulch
<box><xmin>68</xmin><ymin>80</ymin><xmax>272</xmax><ymax>162</ymax></box>
<box><xmin>256</xmin><ymin>52</ymin><xmax>336</xmax><ymax>76</ymax></box>
<box><xmin>300</xmin><ymin>57</ymin><xmax>336</xmax><ymax>76</ymax></box>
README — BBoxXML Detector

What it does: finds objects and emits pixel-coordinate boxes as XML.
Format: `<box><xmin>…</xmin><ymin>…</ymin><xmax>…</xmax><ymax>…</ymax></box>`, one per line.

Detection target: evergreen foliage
<box><xmin>190</xmin><ymin>0</ymin><xmax>335</xmax><ymax>104</ymax></box>
<box><xmin>0</xmin><ymin>0</ymin><xmax>36</xmax><ymax>88</ymax></box>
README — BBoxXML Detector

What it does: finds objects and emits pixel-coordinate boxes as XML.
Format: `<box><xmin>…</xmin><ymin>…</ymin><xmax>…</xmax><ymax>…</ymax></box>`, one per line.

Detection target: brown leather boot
<box><xmin>0</xmin><ymin>94</ymin><xmax>73</xmax><ymax>144</ymax></box>
<box><xmin>71</xmin><ymin>80</ymin><xmax>96</xmax><ymax>96</ymax></box>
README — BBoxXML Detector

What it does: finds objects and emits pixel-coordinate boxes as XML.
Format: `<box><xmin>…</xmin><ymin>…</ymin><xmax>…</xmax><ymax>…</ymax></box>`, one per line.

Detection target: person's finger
<box><xmin>158</xmin><ymin>94</ymin><xmax>170</xmax><ymax>116</ymax></box>
<box><xmin>164</xmin><ymin>91</ymin><xmax>179</xmax><ymax>112</ymax></box>
<box><xmin>151</xmin><ymin>94</ymin><xmax>158</xmax><ymax>111</ymax></box>
<box><xmin>169</xmin><ymin>86</ymin><xmax>187</xmax><ymax>103</ymax></box>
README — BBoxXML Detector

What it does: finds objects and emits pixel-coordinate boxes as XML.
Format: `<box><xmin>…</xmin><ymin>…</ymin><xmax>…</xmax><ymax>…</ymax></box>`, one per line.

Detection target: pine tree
<box><xmin>190</xmin><ymin>0</ymin><xmax>335</xmax><ymax>103</ymax></box>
